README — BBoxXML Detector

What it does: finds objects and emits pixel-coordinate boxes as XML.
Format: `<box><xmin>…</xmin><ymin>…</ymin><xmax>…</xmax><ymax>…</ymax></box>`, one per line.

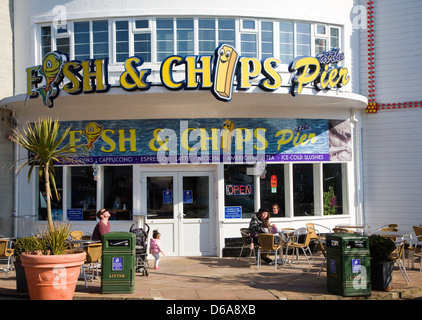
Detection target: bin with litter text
<box><xmin>326</xmin><ymin>233</ymin><xmax>371</xmax><ymax>296</ymax></box>
<box><xmin>101</xmin><ymin>232</ymin><xmax>136</xmax><ymax>294</ymax></box>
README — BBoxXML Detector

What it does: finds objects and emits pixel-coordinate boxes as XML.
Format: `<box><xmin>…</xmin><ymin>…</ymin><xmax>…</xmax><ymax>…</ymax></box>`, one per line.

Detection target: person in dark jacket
<box><xmin>248</xmin><ymin>207</ymin><xmax>272</xmax><ymax>264</ymax></box>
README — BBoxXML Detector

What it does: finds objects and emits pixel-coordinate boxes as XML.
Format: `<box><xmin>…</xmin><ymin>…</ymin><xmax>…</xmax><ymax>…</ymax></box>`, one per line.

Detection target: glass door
<box><xmin>179</xmin><ymin>173</ymin><xmax>215</xmax><ymax>256</ymax></box>
<box><xmin>142</xmin><ymin>170</ymin><xmax>215</xmax><ymax>256</ymax></box>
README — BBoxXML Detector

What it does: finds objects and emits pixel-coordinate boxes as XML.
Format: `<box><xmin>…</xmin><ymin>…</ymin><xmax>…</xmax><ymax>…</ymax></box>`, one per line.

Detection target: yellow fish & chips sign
<box><xmin>26</xmin><ymin>44</ymin><xmax>349</xmax><ymax>108</ymax></box>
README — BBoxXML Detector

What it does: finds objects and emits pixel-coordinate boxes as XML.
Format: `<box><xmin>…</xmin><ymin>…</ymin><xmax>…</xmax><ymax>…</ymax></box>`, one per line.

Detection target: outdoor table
<box><xmin>371</xmin><ymin>230</ymin><xmax>412</xmax><ymax>242</ymax></box>
<box><xmin>371</xmin><ymin>230</ymin><xmax>414</xmax><ymax>266</ymax></box>
<box><xmin>335</xmin><ymin>225</ymin><xmax>367</xmax><ymax>234</ymax></box>
<box><xmin>274</xmin><ymin>229</ymin><xmax>295</xmax><ymax>265</ymax></box>
<box><xmin>68</xmin><ymin>239</ymin><xmax>100</xmax><ymax>249</ymax></box>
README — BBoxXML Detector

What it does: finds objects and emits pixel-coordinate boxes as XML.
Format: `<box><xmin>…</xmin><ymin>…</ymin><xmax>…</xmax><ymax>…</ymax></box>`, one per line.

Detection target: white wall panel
<box><xmin>362</xmin><ymin>109</ymin><xmax>422</xmax><ymax>232</ymax></box>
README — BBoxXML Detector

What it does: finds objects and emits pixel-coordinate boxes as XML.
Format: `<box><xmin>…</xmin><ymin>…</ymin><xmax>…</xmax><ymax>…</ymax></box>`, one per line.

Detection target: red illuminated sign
<box><xmin>226</xmin><ymin>185</ymin><xmax>252</xmax><ymax>195</ymax></box>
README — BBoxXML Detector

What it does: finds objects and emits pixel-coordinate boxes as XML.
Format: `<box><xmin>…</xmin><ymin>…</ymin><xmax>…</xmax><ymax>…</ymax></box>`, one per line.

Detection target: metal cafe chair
<box><xmin>285</xmin><ymin>227</ymin><xmax>315</xmax><ymax>268</ymax></box>
<box><xmin>0</xmin><ymin>239</ymin><xmax>15</xmax><ymax>278</ymax></box>
<box><xmin>390</xmin><ymin>241</ymin><xmax>410</xmax><ymax>285</ymax></box>
<box><xmin>81</xmin><ymin>243</ymin><xmax>102</xmax><ymax>287</ymax></box>
<box><xmin>408</xmin><ymin>226</ymin><xmax>422</xmax><ymax>272</ymax></box>
<box><xmin>238</xmin><ymin>228</ymin><xmax>255</xmax><ymax>261</ymax></box>
<box><xmin>256</xmin><ymin>233</ymin><xmax>280</xmax><ymax>270</ymax></box>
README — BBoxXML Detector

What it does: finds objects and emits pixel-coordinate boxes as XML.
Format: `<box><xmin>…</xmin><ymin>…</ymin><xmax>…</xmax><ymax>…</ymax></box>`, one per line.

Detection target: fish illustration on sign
<box><xmin>83</xmin><ymin>122</ymin><xmax>103</xmax><ymax>151</ymax></box>
<box><xmin>36</xmin><ymin>51</ymin><xmax>67</xmax><ymax>107</ymax></box>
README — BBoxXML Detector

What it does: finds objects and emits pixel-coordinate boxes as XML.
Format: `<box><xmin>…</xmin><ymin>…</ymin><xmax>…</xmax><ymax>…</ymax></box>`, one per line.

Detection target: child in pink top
<box><xmin>149</xmin><ymin>229</ymin><xmax>165</xmax><ymax>269</ymax></box>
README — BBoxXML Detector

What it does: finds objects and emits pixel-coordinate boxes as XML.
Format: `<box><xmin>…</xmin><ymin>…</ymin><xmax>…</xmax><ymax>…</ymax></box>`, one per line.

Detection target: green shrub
<box><xmin>369</xmin><ymin>234</ymin><xmax>396</xmax><ymax>262</ymax></box>
<box><xmin>13</xmin><ymin>237</ymin><xmax>42</xmax><ymax>261</ymax></box>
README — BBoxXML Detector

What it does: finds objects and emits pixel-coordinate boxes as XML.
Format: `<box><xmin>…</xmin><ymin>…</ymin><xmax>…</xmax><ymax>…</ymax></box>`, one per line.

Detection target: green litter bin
<box><xmin>326</xmin><ymin>233</ymin><xmax>371</xmax><ymax>297</ymax></box>
<box><xmin>101</xmin><ymin>232</ymin><xmax>136</xmax><ymax>294</ymax></box>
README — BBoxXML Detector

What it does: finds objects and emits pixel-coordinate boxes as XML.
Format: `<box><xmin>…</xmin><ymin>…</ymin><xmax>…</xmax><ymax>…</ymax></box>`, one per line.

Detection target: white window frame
<box><xmin>36</xmin><ymin>17</ymin><xmax>343</xmax><ymax>67</ymax></box>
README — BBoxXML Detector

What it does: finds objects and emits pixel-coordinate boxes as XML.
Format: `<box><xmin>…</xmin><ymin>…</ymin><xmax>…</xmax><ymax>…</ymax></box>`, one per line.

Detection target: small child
<box><xmin>149</xmin><ymin>229</ymin><xmax>165</xmax><ymax>270</ymax></box>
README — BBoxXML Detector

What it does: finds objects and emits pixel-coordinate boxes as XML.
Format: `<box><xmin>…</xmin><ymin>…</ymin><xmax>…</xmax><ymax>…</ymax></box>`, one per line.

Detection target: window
<box><xmin>56</xmin><ymin>38</ymin><xmax>70</xmax><ymax>55</ymax></box>
<box><xmin>177</xmin><ymin>18</ymin><xmax>194</xmax><ymax>56</ymax></box>
<box><xmin>224</xmin><ymin>165</ymin><xmax>255</xmax><ymax>218</ymax></box>
<box><xmin>92</xmin><ymin>20</ymin><xmax>109</xmax><ymax>59</ymax></box>
<box><xmin>41</xmin><ymin>26</ymin><xmax>52</xmax><ymax>58</ymax></box>
<box><xmin>116</xmin><ymin>21</ymin><xmax>129</xmax><ymax>62</ymax></box>
<box><xmin>104</xmin><ymin>166</ymin><xmax>133</xmax><ymax>220</ymax></box>
<box><xmin>242</xmin><ymin>20</ymin><xmax>255</xmax><ymax>30</ymax></box>
<box><xmin>323</xmin><ymin>163</ymin><xmax>345</xmax><ymax>215</ymax></box>
<box><xmin>293</xmin><ymin>164</ymin><xmax>314</xmax><ymax>216</ymax></box>
<box><xmin>296</xmin><ymin>23</ymin><xmax>311</xmax><ymax>56</ymax></box>
<box><xmin>147</xmin><ymin>176</ymin><xmax>173</xmax><ymax>219</ymax></box>
<box><xmin>38</xmin><ymin>17</ymin><xmax>341</xmax><ymax>66</ymax></box>
<box><xmin>156</xmin><ymin>19</ymin><xmax>174</xmax><ymax>61</ymax></box>
<box><xmin>74</xmin><ymin>20</ymin><xmax>109</xmax><ymax>61</ymax></box>
<box><xmin>240</xmin><ymin>19</ymin><xmax>257</xmax><ymax>57</ymax></box>
<box><xmin>198</xmin><ymin>19</ymin><xmax>215</xmax><ymax>55</ymax></box>
<box><xmin>261</xmin><ymin>22</ymin><xmax>273</xmax><ymax>60</ymax></box>
<box><xmin>260</xmin><ymin>164</ymin><xmax>285</xmax><ymax>217</ymax></box>
<box><xmin>67</xmin><ymin>166</ymin><xmax>97</xmax><ymax>221</ymax></box>
<box><xmin>134</xmin><ymin>19</ymin><xmax>151</xmax><ymax>62</ymax></box>
<box><xmin>315</xmin><ymin>38</ymin><xmax>326</xmax><ymax>55</ymax></box>
<box><xmin>37</xmin><ymin>167</ymin><xmax>63</xmax><ymax>221</ymax></box>
<box><xmin>279</xmin><ymin>22</ymin><xmax>293</xmax><ymax>64</ymax></box>
<box><xmin>330</xmin><ymin>27</ymin><xmax>340</xmax><ymax>49</ymax></box>
<box><xmin>241</xmin><ymin>33</ymin><xmax>257</xmax><ymax>57</ymax></box>
<box><xmin>218</xmin><ymin>19</ymin><xmax>235</xmax><ymax>47</ymax></box>
<box><xmin>315</xmin><ymin>24</ymin><xmax>327</xmax><ymax>55</ymax></box>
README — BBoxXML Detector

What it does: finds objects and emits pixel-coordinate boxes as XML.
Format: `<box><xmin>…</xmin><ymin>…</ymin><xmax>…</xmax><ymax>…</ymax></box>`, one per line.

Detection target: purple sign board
<box><xmin>60</xmin><ymin>118</ymin><xmax>351</xmax><ymax>165</ymax></box>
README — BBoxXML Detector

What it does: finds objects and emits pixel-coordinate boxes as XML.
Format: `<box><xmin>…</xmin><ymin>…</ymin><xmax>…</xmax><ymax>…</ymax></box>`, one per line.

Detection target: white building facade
<box><xmin>360</xmin><ymin>0</ymin><xmax>422</xmax><ymax>232</ymax></box>
<box><xmin>2</xmin><ymin>0</ymin><xmax>368</xmax><ymax>256</ymax></box>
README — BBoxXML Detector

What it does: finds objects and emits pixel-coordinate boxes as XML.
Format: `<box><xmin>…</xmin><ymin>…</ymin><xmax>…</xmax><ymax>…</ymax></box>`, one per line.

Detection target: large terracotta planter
<box><xmin>20</xmin><ymin>251</ymin><xmax>86</xmax><ymax>300</ymax></box>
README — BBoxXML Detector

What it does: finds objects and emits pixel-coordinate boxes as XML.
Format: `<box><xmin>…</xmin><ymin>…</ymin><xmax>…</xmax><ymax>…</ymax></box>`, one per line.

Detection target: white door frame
<box><xmin>138</xmin><ymin>165</ymin><xmax>216</xmax><ymax>256</ymax></box>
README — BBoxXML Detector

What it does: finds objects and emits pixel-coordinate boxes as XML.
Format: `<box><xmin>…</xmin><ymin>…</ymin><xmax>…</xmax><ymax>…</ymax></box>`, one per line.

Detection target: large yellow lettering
<box><xmin>26</xmin><ymin>66</ymin><xmax>41</xmax><ymax>97</ymax></box>
<box><xmin>160</xmin><ymin>56</ymin><xmax>184</xmax><ymax>90</ymax></box>
<box><xmin>259</xmin><ymin>58</ymin><xmax>282</xmax><ymax>91</ymax></box>
<box><xmin>149</xmin><ymin>129</ymin><xmax>169</xmax><ymax>152</ymax></box>
<box><xmin>254</xmin><ymin>128</ymin><xmax>268</xmax><ymax>150</ymax></box>
<box><xmin>289</xmin><ymin>57</ymin><xmax>320</xmax><ymax>96</ymax></box>
<box><xmin>235</xmin><ymin>128</ymin><xmax>252</xmax><ymax>150</ymax></box>
<box><xmin>199</xmin><ymin>128</ymin><xmax>218</xmax><ymax>151</ymax></box>
<box><xmin>119</xmin><ymin>129</ymin><xmax>137</xmax><ymax>152</ymax></box>
<box><xmin>69</xmin><ymin>130</ymin><xmax>83</xmax><ymax>153</ymax></box>
<box><xmin>63</xmin><ymin>62</ymin><xmax>82</xmax><ymax>94</ymax></box>
<box><xmin>238</xmin><ymin>57</ymin><xmax>261</xmax><ymax>90</ymax></box>
<box><xmin>338</xmin><ymin>67</ymin><xmax>350</xmax><ymax>87</ymax></box>
<box><xmin>81</xmin><ymin>59</ymin><xmax>110</xmax><ymax>93</ymax></box>
<box><xmin>101</xmin><ymin>129</ymin><xmax>116</xmax><ymax>152</ymax></box>
<box><xmin>181</xmin><ymin>128</ymin><xmax>196</xmax><ymax>151</ymax></box>
<box><xmin>185</xmin><ymin>56</ymin><xmax>213</xmax><ymax>89</ymax></box>
<box><xmin>275</xmin><ymin>129</ymin><xmax>293</xmax><ymax>150</ymax></box>
<box><xmin>120</xmin><ymin>57</ymin><xmax>151</xmax><ymax>90</ymax></box>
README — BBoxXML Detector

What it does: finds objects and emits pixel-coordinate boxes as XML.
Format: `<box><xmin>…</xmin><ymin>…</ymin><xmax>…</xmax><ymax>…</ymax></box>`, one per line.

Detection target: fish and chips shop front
<box><xmin>3</xmin><ymin>0</ymin><xmax>367</xmax><ymax>257</ymax></box>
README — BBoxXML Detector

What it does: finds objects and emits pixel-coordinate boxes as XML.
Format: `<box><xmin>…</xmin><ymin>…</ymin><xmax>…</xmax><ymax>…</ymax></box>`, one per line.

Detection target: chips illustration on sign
<box><xmin>213</xmin><ymin>44</ymin><xmax>239</xmax><ymax>101</ymax></box>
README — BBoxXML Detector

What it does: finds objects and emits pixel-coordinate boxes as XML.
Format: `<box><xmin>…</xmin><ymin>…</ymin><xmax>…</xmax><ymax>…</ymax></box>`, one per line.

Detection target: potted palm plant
<box><xmin>369</xmin><ymin>234</ymin><xmax>396</xmax><ymax>291</ymax></box>
<box><xmin>12</xmin><ymin>117</ymin><xmax>86</xmax><ymax>300</ymax></box>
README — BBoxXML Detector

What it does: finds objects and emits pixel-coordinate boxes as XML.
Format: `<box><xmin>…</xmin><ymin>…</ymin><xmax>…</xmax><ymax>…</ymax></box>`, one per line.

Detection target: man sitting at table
<box><xmin>92</xmin><ymin>208</ymin><xmax>111</xmax><ymax>241</ymax></box>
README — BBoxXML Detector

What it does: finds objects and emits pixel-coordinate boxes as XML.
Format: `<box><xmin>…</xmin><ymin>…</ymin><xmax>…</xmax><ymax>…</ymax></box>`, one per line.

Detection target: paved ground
<box><xmin>0</xmin><ymin>251</ymin><xmax>421</xmax><ymax>302</ymax></box>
